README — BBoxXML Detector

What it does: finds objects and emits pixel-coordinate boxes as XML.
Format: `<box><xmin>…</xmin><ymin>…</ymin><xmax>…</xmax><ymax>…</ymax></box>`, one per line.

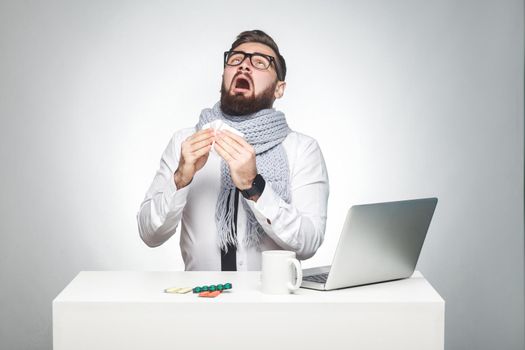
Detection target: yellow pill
<box><xmin>175</xmin><ymin>287</ymin><xmax>192</xmax><ymax>294</ymax></box>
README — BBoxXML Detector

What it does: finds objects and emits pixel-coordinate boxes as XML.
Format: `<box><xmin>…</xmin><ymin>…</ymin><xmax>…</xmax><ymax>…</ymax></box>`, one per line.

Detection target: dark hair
<box><xmin>229</xmin><ymin>29</ymin><xmax>287</xmax><ymax>81</ymax></box>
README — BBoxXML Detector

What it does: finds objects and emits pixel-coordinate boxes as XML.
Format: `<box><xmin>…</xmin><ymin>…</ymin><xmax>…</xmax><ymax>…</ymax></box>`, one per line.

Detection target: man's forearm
<box><xmin>174</xmin><ymin>170</ymin><xmax>192</xmax><ymax>189</ymax></box>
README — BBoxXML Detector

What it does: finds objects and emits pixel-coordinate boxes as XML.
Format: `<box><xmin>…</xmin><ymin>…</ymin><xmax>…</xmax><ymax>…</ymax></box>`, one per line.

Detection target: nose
<box><xmin>237</xmin><ymin>56</ymin><xmax>252</xmax><ymax>73</ymax></box>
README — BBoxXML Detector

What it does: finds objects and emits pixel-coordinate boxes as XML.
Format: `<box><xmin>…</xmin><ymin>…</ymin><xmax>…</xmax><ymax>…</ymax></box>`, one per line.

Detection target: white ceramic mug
<box><xmin>261</xmin><ymin>250</ymin><xmax>303</xmax><ymax>294</ymax></box>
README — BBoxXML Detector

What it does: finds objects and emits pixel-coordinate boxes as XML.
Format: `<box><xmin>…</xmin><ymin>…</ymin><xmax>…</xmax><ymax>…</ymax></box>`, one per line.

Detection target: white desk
<box><xmin>53</xmin><ymin>271</ymin><xmax>444</xmax><ymax>350</ymax></box>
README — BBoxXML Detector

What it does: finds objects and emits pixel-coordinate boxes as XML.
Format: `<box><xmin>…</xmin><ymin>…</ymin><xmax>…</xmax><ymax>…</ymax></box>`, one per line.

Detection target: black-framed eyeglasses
<box><xmin>224</xmin><ymin>50</ymin><xmax>282</xmax><ymax>79</ymax></box>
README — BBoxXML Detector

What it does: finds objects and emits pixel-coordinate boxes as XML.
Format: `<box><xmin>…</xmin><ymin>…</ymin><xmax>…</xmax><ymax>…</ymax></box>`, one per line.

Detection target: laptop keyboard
<box><xmin>303</xmin><ymin>272</ymin><xmax>329</xmax><ymax>283</ymax></box>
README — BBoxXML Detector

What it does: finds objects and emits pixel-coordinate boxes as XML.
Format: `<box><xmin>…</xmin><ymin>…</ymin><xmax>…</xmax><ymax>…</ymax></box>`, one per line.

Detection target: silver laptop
<box><xmin>301</xmin><ymin>197</ymin><xmax>438</xmax><ymax>291</ymax></box>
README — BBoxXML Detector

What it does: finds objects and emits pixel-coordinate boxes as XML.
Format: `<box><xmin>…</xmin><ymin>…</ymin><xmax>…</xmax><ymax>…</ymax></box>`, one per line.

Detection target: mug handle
<box><xmin>287</xmin><ymin>258</ymin><xmax>303</xmax><ymax>291</ymax></box>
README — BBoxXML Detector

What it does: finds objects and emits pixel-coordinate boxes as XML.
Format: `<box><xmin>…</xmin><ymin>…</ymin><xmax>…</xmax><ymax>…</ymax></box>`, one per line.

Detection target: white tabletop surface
<box><xmin>54</xmin><ymin>270</ymin><xmax>443</xmax><ymax>304</ymax></box>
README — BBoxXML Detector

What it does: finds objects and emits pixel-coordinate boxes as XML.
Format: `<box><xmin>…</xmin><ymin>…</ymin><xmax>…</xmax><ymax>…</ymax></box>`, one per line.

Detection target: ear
<box><xmin>274</xmin><ymin>81</ymin><xmax>286</xmax><ymax>99</ymax></box>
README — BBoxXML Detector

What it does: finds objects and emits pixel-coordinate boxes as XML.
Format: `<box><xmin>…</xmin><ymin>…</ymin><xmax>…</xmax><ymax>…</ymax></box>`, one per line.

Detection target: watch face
<box><xmin>253</xmin><ymin>174</ymin><xmax>265</xmax><ymax>189</ymax></box>
<box><xmin>241</xmin><ymin>174</ymin><xmax>265</xmax><ymax>199</ymax></box>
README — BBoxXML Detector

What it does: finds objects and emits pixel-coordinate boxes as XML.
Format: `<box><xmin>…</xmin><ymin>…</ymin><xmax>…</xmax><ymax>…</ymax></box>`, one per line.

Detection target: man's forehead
<box><xmin>232</xmin><ymin>42</ymin><xmax>277</xmax><ymax>57</ymax></box>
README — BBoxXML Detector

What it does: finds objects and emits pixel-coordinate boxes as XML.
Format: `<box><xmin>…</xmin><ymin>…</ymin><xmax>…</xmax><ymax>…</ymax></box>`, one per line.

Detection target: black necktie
<box><xmin>221</xmin><ymin>189</ymin><xmax>239</xmax><ymax>271</ymax></box>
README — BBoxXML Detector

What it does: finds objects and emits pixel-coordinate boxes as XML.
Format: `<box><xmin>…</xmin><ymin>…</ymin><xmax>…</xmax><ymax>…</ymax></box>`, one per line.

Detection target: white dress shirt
<box><xmin>137</xmin><ymin>127</ymin><xmax>329</xmax><ymax>271</ymax></box>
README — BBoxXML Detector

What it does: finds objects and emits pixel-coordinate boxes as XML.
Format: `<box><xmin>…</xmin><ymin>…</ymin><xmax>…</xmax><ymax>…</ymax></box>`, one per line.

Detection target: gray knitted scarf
<box><xmin>196</xmin><ymin>101</ymin><xmax>291</xmax><ymax>252</ymax></box>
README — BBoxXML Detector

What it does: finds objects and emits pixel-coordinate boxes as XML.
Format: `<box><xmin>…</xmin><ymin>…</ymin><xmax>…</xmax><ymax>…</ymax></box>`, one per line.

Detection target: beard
<box><xmin>220</xmin><ymin>75</ymin><xmax>277</xmax><ymax>116</ymax></box>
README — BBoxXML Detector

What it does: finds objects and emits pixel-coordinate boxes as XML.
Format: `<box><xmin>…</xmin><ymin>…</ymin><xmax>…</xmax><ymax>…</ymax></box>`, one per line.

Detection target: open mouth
<box><xmin>232</xmin><ymin>75</ymin><xmax>252</xmax><ymax>93</ymax></box>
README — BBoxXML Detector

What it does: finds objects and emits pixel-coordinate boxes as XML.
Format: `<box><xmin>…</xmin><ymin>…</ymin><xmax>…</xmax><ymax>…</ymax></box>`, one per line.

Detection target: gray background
<box><xmin>0</xmin><ymin>0</ymin><xmax>523</xmax><ymax>349</ymax></box>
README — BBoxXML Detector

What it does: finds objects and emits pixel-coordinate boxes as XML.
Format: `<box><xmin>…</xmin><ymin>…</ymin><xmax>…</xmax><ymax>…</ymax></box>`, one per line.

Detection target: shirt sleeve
<box><xmin>136</xmin><ymin>130</ymin><xmax>192</xmax><ymax>247</ymax></box>
<box><xmin>244</xmin><ymin>138</ymin><xmax>329</xmax><ymax>260</ymax></box>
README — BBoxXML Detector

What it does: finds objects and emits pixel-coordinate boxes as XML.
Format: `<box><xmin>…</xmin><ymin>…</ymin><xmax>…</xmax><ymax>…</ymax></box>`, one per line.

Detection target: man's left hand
<box><xmin>214</xmin><ymin>130</ymin><xmax>257</xmax><ymax>190</ymax></box>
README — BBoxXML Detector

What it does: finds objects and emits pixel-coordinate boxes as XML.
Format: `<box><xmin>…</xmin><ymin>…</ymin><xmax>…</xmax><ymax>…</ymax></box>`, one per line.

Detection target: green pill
<box><xmin>217</xmin><ymin>284</ymin><xmax>224</xmax><ymax>291</ymax></box>
<box><xmin>201</xmin><ymin>286</ymin><xmax>209</xmax><ymax>292</ymax></box>
<box><xmin>224</xmin><ymin>283</ymin><xmax>232</xmax><ymax>290</ymax></box>
<box><xmin>193</xmin><ymin>287</ymin><xmax>201</xmax><ymax>293</ymax></box>
<box><xmin>209</xmin><ymin>285</ymin><xmax>217</xmax><ymax>292</ymax></box>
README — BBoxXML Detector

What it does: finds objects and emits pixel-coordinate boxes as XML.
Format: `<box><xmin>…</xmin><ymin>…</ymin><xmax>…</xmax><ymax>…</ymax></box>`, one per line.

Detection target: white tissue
<box><xmin>201</xmin><ymin>120</ymin><xmax>245</xmax><ymax>155</ymax></box>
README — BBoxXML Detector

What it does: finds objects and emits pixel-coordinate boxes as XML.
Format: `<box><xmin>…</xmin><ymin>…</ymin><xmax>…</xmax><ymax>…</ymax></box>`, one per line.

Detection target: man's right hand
<box><xmin>174</xmin><ymin>129</ymin><xmax>215</xmax><ymax>189</ymax></box>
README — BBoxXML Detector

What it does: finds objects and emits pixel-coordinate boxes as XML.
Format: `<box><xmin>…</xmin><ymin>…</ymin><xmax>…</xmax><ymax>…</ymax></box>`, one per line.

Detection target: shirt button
<box><xmin>239</xmin><ymin>260</ymin><xmax>244</xmax><ymax>266</ymax></box>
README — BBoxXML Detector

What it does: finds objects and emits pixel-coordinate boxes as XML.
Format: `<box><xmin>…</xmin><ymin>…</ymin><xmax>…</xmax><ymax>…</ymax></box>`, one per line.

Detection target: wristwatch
<box><xmin>240</xmin><ymin>174</ymin><xmax>266</xmax><ymax>199</ymax></box>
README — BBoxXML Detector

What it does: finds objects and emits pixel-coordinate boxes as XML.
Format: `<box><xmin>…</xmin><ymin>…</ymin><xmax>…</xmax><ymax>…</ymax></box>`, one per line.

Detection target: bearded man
<box><xmin>137</xmin><ymin>30</ymin><xmax>329</xmax><ymax>271</ymax></box>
